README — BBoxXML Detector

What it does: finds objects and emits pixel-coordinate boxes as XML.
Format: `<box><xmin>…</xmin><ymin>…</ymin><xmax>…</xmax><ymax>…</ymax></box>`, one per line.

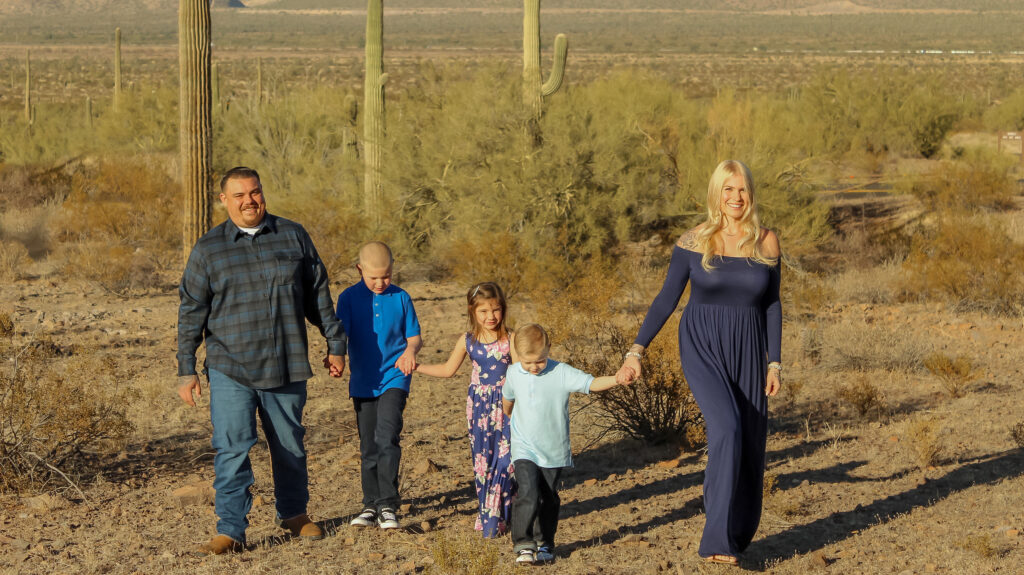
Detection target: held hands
<box><xmin>765</xmin><ymin>369</ymin><xmax>781</xmax><ymax>397</ymax></box>
<box><xmin>616</xmin><ymin>355</ymin><xmax>642</xmax><ymax>385</ymax></box>
<box><xmin>395</xmin><ymin>349</ymin><xmax>417</xmax><ymax>376</ymax></box>
<box><xmin>177</xmin><ymin>375</ymin><xmax>202</xmax><ymax>407</ymax></box>
<box><xmin>324</xmin><ymin>354</ymin><xmax>346</xmax><ymax>378</ymax></box>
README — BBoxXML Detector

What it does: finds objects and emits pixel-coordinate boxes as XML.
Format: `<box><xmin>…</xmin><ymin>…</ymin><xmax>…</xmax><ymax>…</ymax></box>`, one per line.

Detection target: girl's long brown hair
<box><xmin>467</xmin><ymin>282</ymin><xmax>509</xmax><ymax>343</ymax></box>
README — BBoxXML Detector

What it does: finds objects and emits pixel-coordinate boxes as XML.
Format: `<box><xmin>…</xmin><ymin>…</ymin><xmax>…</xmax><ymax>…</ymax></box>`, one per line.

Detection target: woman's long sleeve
<box><xmin>634</xmin><ymin>247</ymin><xmax>691</xmax><ymax>348</ymax></box>
<box><xmin>762</xmin><ymin>262</ymin><xmax>782</xmax><ymax>363</ymax></box>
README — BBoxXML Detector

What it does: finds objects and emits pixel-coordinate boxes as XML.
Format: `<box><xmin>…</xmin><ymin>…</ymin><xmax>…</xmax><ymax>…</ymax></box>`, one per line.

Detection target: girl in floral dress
<box><xmin>415</xmin><ymin>282</ymin><xmax>517</xmax><ymax>537</ymax></box>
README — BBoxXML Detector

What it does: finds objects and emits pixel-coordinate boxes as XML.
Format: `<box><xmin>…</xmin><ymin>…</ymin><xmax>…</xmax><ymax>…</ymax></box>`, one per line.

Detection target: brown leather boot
<box><xmin>195</xmin><ymin>534</ymin><xmax>244</xmax><ymax>556</ymax></box>
<box><xmin>279</xmin><ymin>513</ymin><xmax>324</xmax><ymax>540</ymax></box>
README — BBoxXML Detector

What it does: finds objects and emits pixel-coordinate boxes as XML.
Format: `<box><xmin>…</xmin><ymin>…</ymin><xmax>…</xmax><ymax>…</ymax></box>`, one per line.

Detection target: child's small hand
<box><xmin>616</xmin><ymin>365</ymin><xmax>636</xmax><ymax>385</ymax></box>
<box><xmin>395</xmin><ymin>351</ymin><xmax>417</xmax><ymax>375</ymax></box>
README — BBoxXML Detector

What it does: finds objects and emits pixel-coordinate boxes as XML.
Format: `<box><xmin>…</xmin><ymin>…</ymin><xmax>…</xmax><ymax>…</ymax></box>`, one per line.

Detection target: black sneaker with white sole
<box><xmin>377</xmin><ymin>507</ymin><xmax>400</xmax><ymax>529</ymax></box>
<box><xmin>349</xmin><ymin>508</ymin><xmax>377</xmax><ymax>527</ymax></box>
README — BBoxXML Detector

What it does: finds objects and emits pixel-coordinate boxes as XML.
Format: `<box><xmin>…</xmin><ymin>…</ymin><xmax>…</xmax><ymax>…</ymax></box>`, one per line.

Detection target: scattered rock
<box><xmin>368</xmin><ymin>552</ymin><xmax>385</xmax><ymax>561</ymax></box>
<box><xmin>252</xmin><ymin>495</ymin><xmax>266</xmax><ymax>507</ymax></box>
<box><xmin>170</xmin><ymin>483</ymin><xmax>215</xmax><ymax>507</ymax></box>
<box><xmin>414</xmin><ymin>459</ymin><xmax>440</xmax><ymax>475</ymax></box>
<box><xmin>399</xmin><ymin>561</ymin><xmax>416</xmax><ymax>573</ymax></box>
<box><xmin>811</xmin><ymin>550</ymin><xmax>828</xmax><ymax>568</ymax></box>
<box><xmin>400</xmin><ymin>503</ymin><xmax>412</xmax><ymax>514</ymax></box>
<box><xmin>50</xmin><ymin>539</ymin><xmax>67</xmax><ymax>551</ymax></box>
<box><xmin>420</xmin><ymin>520</ymin><xmax>432</xmax><ymax>532</ymax></box>
<box><xmin>1006</xmin><ymin>528</ymin><xmax>1020</xmax><ymax>537</ymax></box>
<box><xmin>583</xmin><ymin>478</ymin><xmax>598</xmax><ymax>487</ymax></box>
<box><xmin>22</xmin><ymin>494</ymin><xmax>64</xmax><ymax>511</ymax></box>
<box><xmin>10</xmin><ymin>539</ymin><xmax>30</xmax><ymax>551</ymax></box>
<box><xmin>656</xmin><ymin>459</ymin><xmax>682</xmax><ymax>469</ymax></box>
<box><xmin>925</xmin><ymin>563</ymin><xmax>938</xmax><ymax>573</ymax></box>
<box><xmin>620</xmin><ymin>533</ymin><xmax>646</xmax><ymax>543</ymax></box>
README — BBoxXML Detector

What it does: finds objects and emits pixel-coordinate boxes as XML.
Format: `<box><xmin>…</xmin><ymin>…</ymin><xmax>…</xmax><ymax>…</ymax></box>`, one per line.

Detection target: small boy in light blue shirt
<box><xmin>502</xmin><ymin>323</ymin><xmax>626</xmax><ymax>565</ymax></box>
<box><xmin>335</xmin><ymin>241</ymin><xmax>421</xmax><ymax>530</ymax></box>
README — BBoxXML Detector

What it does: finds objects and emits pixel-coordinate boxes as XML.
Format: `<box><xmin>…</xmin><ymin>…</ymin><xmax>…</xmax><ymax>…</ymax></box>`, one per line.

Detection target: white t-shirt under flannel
<box><xmin>503</xmin><ymin>360</ymin><xmax>594</xmax><ymax>468</ymax></box>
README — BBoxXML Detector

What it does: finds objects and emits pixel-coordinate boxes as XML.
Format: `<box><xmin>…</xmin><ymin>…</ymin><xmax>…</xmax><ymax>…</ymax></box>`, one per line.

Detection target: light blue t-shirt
<box><xmin>503</xmin><ymin>360</ymin><xmax>594</xmax><ymax>468</ymax></box>
<box><xmin>335</xmin><ymin>282</ymin><xmax>420</xmax><ymax>398</ymax></box>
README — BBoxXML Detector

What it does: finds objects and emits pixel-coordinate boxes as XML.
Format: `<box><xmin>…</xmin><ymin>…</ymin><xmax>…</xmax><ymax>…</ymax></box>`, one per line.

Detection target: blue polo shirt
<box><xmin>335</xmin><ymin>282</ymin><xmax>421</xmax><ymax>398</ymax></box>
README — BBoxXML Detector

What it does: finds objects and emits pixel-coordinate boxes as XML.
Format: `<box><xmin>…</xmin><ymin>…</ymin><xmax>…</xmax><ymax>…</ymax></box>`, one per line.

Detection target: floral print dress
<box><xmin>465</xmin><ymin>333</ymin><xmax>515</xmax><ymax>537</ymax></box>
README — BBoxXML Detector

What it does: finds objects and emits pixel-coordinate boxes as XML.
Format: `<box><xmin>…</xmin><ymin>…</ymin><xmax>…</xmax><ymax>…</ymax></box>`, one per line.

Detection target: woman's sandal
<box><xmin>705</xmin><ymin>554</ymin><xmax>739</xmax><ymax>566</ymax></box>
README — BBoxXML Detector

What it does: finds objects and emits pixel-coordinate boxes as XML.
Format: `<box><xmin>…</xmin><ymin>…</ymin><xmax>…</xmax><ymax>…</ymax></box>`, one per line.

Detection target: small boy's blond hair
<box><xmin>358</xmin><ymin>241</ymin><xmax>393</xmax><ymax>269</ymax></box>
<box><xmin>514</xmin><ymin>323</ymin><xmax>550</xmax><ymax>356</ymax></box>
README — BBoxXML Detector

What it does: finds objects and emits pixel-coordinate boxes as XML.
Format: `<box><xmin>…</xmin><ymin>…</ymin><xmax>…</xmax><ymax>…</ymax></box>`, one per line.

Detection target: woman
<box><xmin>617</xmin><ymin>160</ymin><xmax>782</xmax><ymax>566</ymax></box>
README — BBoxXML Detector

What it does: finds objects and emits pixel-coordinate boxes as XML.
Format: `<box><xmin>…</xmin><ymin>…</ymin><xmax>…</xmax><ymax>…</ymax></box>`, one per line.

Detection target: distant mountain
<box><xmin>0</xmin><ymin>0</ymin><xmax>248</xmax><ymax>16</ymax></box>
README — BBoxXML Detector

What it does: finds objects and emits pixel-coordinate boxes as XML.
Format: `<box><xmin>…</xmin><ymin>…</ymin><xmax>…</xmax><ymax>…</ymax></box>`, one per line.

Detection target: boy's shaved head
<box><xmin>359</xmin><ymin>241</ymin><xmax>393</xmax><ymax>269</ymax></box>
<box><xmin>514</xmin><ymin>323</ymin><xmax>550</xmax><ymax>356</ymax></box>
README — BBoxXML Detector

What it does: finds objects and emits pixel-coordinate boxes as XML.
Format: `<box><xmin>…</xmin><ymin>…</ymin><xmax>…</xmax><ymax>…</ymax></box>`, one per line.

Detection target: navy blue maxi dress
<box><xmin>634</xmin><ymin>246</ymin><xmax>781</xmax><ymax>558</ymax></box>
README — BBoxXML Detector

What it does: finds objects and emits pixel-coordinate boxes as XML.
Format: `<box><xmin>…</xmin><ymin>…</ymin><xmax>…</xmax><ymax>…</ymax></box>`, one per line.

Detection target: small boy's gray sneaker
<box><xmin>535</xmin><ymin>547</ymin><xmax>555</xmax><ymax>563</ymax></box>
<box><xmin>350</xmin><ymin>508</ymin><xmax>376</xmax><ymax>527</ymax></box>
<box><xmin>377</xmin><ymin>507</ymin><xmax>400</xmax><ymax>529</ymax></box>
<box><xmin>515</xmin><ymin>549</ymin><xmax>536</xmax><ymax>565</ymax></box>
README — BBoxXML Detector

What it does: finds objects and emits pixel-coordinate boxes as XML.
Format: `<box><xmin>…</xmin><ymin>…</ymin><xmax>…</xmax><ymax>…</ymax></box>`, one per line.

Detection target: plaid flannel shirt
<box><xmin>177</xmin><ymin>214</ymin><xmax>346</xmax><ymax>389</ymax></box>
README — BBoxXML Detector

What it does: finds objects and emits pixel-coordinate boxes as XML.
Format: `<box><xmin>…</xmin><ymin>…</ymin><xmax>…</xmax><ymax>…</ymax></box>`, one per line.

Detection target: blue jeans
<box><xmin>208</xmin><ymin>368</ymin><xmax>309</xmax><ymax>544</ymax></box>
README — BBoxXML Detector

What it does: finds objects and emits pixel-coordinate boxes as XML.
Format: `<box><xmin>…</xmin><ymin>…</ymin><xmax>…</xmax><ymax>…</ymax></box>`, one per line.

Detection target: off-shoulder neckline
<box><xmin>675</xmin><ymin>246</ymin><xmax>754</xmax><ymax>260</ymax></box>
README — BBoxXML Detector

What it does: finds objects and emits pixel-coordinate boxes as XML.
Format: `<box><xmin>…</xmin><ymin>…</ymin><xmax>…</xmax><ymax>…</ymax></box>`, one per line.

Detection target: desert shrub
<box><xmin>427</xmin><ymin>530</ymin><xmax>504</xmax><ymax>575</ymax></box>
<box><xmin>900</xmin><ymin>216</ymin><xmax>1024</xmax><ymax>314</ymax></box>
<box><xmin>837</xmin><ymin>373</ymin><xmax>883</xmax><ymax>418</ymax></box>
<box><xmin>905</xmin><ymin>416</ymin><xmax>943</xmax><ymax>470</ymax></box>
<box><xmin>908</xmin><ymin>153</ymin><xmax>1017</xmax><ymax>212</ymax></box>
<box><xmin>1010</xmin><ymin>421</ymin><xmax>1024</xmax><ymax>449</ymax></box>
<box><xmin>0</xmin><ymin>321</ymin><xmax>136</xmax><ymax>492</ymax></box>
<box><xmin>762</xmin><ymin>470</ymin><xmax>779</xmax><ymax>500</ymax></box>
<box><xmin>923</xmin><ymin>353</ymin><xmax>976</xmax><ymax>398</ymax></box>
<box><xmin>57</xmin><ymin>241</ymin><xmax>159</xmax><ymax>295</ymax></box>
<box><xmin>819</xmin><ymin>320</ymin><xmax>927</xmax><ymax>373</ymax></box>
<box><xmin>956</xmin><ymin>534</ymin><xmax>1003</xmax><ymax>559</ymax></box>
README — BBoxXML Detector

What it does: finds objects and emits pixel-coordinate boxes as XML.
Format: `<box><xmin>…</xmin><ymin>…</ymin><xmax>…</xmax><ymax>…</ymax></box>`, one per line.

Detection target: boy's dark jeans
<box><xmin>511</xmin><ymin>459</ymin><xmax>563</xmax><ymax>552</ymax></box>
<box><xmin>353</xmin><ymin>389</ymin><xmax>408</xmax><ymax>510</ymax></box>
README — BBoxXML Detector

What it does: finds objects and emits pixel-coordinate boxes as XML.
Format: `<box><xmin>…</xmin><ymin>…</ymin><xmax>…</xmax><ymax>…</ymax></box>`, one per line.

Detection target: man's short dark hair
<box><xmin>219</xmin><ymin>167</ymin><xmax>261</xmax><ymax>192</ymax></box>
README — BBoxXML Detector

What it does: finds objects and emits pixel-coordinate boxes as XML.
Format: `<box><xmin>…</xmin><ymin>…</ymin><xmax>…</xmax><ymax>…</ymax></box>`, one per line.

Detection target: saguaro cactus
<box><xmin>343</xmin><ymin>94</ymin><xmax>359</xmax><ymax>158</ymax></box>
<box><xmin>212</xmin><ymin>60</ymin><xmax>220</xmax><ymax>112</ymax></box>
<box><xmin>363</xmin><ymin>0</ymin><xmax>388</xmax><ymax>228</ymax></box>
<box><xmin>24</xmin><ymin>50</ymin><xmax>31</xmax><ymax>124</ymax></box>
<box><xmin>256</xmin><ymin>56</ymin><xmax>263</xmax><ymax>107</ymax></box>
<box><xmin>114</xmin><ymin>27</ymin><xmax>122</xmax><ymax>112</ymax></box>
<box><xmin>178</xmin><ymin>0</ymin><xmax>213</xmax><ymax>260</ymax></box>
<box><xmin>522</xmin><ymin>0</ymin><xmax>567</xmax><ymax>119</ymax></box>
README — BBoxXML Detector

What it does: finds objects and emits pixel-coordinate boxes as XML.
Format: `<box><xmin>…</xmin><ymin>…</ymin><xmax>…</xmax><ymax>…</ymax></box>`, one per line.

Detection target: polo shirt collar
<box><xmin>359</xmin><ymin>282</ymin><xmax>400</xmax><ymax>296</ymax></box>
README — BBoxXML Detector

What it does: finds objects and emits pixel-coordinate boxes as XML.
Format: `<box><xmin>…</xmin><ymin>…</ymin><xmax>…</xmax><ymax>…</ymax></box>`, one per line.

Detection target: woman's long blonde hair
<box><xmin>693</xmin><ymin>160</ymin><xmax>777</xmax><ymax>271</ymax></box>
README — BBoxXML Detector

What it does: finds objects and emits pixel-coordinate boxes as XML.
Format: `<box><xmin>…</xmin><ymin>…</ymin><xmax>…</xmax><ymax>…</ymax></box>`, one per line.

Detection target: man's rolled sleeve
<box><xmin>177</xmin><ymin>249</ymin><xmax>212</xmax><ymax>377</ymax></box>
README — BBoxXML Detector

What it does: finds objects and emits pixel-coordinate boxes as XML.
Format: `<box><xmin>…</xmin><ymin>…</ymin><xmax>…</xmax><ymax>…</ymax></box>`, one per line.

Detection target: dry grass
<box><xmin>427</xmin><ymin>530</ymin><xmax>509</xmax><ymax>575</ymax></box>
<box><xmin>1010</xmin><ymin>421</ymin><xmax>1024</xmax><ymax>449</ymax></box>
<box><xmin>819</xmin><ymin>319</ymin><xmax>927</xmax><ymax>373</ymax></box>
<box><xmin>830</xmin><ymin>260</ymin><xmax>901</xmax><ymax>305</ymax></box>
<box><xmin>0</xmin><ymin>239</ymin><xmax>30</xmax><ymax>282</ymax></box>
<box><xmin>905</xmin><ymin>416</ymin><xmax>943</xmax><ymax>471</ymax></box>
<box><xmin>923</xmin><ymin>353</ymin><xmax>976</xmax><ymax>398</ymax></box>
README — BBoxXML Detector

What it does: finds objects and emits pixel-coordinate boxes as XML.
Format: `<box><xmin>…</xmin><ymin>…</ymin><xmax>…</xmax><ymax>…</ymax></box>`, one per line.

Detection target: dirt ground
<box><xmin>1</xmin><ymin>226</ymin><xmax>1023</xmax><ymax>575</ymax></box>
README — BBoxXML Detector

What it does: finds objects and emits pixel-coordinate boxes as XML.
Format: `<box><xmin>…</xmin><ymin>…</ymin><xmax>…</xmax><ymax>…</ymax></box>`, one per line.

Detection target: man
<box><xmin>177</xmin><ymin>166</ymin><xmax>347</xmax><ymax>555</ymax></box>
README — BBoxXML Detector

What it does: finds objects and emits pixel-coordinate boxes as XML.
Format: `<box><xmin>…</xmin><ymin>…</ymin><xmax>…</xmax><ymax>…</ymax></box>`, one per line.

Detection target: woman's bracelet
<box><xmin>625</xmin><ymin>351</ymin><xmax>643</xmax><ymax>361</ymax></box>
<box><xmin>767</xmin><ymin>362</ymin><xmax>782</xmax><ymax>373</ymax></box>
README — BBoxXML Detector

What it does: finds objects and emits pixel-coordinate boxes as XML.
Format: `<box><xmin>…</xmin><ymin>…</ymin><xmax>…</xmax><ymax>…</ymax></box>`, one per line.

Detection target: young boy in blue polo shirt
<box><xmin>501</xmin><ymin>323</ymin><xmax>627</xmax><ymax>564</ymax></box>
<box><xmin>335</xmin><ymin>241</ymin><xmax>421</xmax><ymax>530</ymax></box>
